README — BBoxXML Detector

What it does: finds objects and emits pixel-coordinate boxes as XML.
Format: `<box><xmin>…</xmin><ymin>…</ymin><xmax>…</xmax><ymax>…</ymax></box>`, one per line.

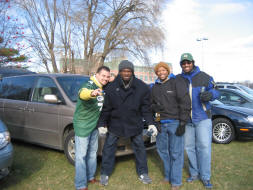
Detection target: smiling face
<box><xmin>156</xmin><ymin>66</ymin><xmax>169</xmax><ymax>81</ymax></box>
<box><xmin>96</xmin><ymin>69</ymin><xmax>110</xmax><ymax>86</ymax></box>
<box><xmin>181</xmin><ymin>60</ymin><xmax>194</xmax><ymax>73</ymax></box>
<box><xmin>119</xmin><ymin>68</ymin><xmax>133</xmax><ymax>82</ymax></box>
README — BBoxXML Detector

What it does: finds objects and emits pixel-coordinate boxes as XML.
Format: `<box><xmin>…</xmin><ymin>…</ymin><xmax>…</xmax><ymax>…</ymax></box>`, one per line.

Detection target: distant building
<box><xmin>60</xmin><ymin>57</ymin><xmax>173</xmax><ymax>84</ymax></box>
<box><xmin>104</xmin><ymin>60</ymin><xmax>173</xmax><ymax>84</ymax></box>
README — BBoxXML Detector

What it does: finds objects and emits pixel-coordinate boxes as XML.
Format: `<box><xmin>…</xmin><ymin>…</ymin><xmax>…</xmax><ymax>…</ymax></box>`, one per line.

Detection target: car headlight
<box><xmin>0</xmin><ymin>131</ymin><xmax>11</xmax><ymax>149</ymax></box>
<box><xmin>246</xmin><ymin>116</ymin><xmax>253</xmax><ymax>123</ymax></box>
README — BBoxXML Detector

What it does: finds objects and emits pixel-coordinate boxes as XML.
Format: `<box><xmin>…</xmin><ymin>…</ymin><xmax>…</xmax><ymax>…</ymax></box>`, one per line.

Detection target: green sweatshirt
<box><xmin>73</xmin><ymin>76</ymin><xmax>103</xmax><ymax>137</ymax></box>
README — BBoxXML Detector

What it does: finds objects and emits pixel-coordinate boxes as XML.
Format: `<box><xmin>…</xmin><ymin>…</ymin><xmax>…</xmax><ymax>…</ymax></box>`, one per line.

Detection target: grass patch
<box><xmin>1</xmin><ymin>140</ymin><xmax>253</xmax><ymax>190</ymax></box>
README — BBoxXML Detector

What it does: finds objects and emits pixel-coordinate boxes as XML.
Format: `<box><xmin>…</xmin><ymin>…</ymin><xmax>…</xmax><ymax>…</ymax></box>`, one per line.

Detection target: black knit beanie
<box><xmin>118</xmin><ymin>60</ymin><xmax>134</xmax><ymax>72</ymax></box>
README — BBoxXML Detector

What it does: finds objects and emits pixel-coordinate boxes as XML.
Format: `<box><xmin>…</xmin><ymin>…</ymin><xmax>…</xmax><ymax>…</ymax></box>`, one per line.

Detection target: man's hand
<box><xmin>147</xmin><ymin>125</ymin><xmax>158</xmax><ymax>137</ymax></box>
<box><xmin>98</xmin><ymin>126</ymin><xmax>108</xmax><ymax>135</ymax></box>
<box><xmin>91</xmin><ymin>89</ymin><xmax>103</xmax><ymax>97</ymax></box>
<box><xmin>200</xmin><ymin>91</ymin><xmax>213</xmax><ymax>102</ymax></box>
<box><xmin>175</xmin><ymin>121</ymin><xmax>187</xmax><ymax>136</ymax></box>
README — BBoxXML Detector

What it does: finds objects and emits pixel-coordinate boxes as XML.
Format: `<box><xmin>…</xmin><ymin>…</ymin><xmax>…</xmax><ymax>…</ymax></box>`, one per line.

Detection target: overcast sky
<box><xmin>153</xmin><ymin>0</ymin><xmax>253</xmax><ymax>82</ymax></box>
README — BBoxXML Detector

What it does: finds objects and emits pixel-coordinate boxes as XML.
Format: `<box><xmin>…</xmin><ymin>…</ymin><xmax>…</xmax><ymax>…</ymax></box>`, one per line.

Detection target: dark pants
<box><xmin>101</xmin><ymin>132</ymin><xmax>148</xmax><ymax>176</ymax></box>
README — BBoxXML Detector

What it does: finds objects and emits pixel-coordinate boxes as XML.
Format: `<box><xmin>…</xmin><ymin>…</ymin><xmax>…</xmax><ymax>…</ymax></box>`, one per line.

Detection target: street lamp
<box><xmin>196</xmin><ymin>37</ymin><xmax>208</xmax><ymax>70</ymax></box>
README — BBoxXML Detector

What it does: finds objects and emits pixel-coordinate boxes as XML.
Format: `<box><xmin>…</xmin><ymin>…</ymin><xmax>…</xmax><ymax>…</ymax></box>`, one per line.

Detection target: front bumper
<box><xmin>97</xmin><ymin>129</ymin><xmax>156</xmax><ymax>156</ymax></box>
<box><xmin>236</xmin><ymin>126</ymin><xmax>253</xmax><ymax>138</ymax></box>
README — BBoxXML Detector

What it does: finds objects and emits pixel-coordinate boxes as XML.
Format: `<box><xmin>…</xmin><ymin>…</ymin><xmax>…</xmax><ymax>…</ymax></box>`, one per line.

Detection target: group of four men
<box><xmin>73</xmin><ymin>53</ymin><xmax>219</xmax><ymax>190</ymax></box>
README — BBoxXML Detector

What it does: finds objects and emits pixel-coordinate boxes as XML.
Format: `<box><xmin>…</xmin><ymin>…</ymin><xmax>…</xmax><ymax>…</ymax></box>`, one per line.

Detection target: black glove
<box><xmin>175</xmin><ymin>121</ymin><xmax>187</xmax><ymax>136</ymax></box>
<box><xmin>200</xmin><ymin>91</ymin><xmax>213</xmax><ymax>102</ymax></box>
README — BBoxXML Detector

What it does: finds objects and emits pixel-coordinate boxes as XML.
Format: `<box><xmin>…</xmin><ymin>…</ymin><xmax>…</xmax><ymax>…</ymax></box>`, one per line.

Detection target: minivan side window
<box><xmin>32</xmin><ymin>77</ymin><xmax>62</xmax><ymax>103</ymax></box>
<box><xmin>0</xmin><ymin>76</ymin><xmax>36</xmax><ymax>101</ymax></box>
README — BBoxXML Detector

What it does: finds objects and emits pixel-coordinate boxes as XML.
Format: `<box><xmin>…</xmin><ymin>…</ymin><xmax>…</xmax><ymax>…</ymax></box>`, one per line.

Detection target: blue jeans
<box><xmin>101</xmin><ymin>132</ymin><xmax>148</xmax><ymax>176</ymax></box>
<box><xmin>156</xmin><ymin>120</ymin><xmax>184</xmax><ymax>186</ymax></box>
<box><xmin>184</xmin><ymin>119</ymin><xmax>212</xmax><ymax>181</ymax></box>
<box><xmin>75</xmin><ymin>129</ymin><xmax>98</xmax><ymax>190</ymax></box>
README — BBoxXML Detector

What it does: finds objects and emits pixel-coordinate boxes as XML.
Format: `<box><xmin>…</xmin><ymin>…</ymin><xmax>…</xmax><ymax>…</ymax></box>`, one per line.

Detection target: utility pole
<box><xmin>196</xmin><ymin>37</ymin><xmax>208</xmax><ymax>70</ymax></box>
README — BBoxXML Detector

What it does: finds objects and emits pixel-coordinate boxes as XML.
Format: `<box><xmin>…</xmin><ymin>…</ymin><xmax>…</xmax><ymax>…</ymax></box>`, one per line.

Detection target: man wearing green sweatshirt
<box><xmin>73</xmin><ymin>66</ymin><xmax>110</xmax><ymax>190</ymax></box>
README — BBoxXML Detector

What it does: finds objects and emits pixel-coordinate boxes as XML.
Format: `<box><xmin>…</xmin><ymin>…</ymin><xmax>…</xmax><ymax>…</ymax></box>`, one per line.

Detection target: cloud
<box><xmin>209</xmin><ymin>3</ymin><xmax>246</xmax><ymax>15</ymax></box>
<box><xmin>158</xmin><ymin>0</ymin><xmax>204</xmax><ymax>73</ymax></box>
<box><xmin>203</xmin><ymin>34</ymin><xmax>253</xmax><ymax>82</ymax></box>
<box><xmin>155</xmin><ymin>0</ymin><xmax>253</xmax><ymax>82</ymax></box>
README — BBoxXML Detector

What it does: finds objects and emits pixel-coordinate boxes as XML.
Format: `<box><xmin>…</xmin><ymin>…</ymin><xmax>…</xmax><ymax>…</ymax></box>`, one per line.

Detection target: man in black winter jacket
<box><xmin>151</xmin><ymin>62</ymin><xmax>191</xmax><ymax>190</ymax></box>
<box><xmin>98</xmin><ymin>60</ymin><xmax>157</xmax><ymax>186</ymax></box>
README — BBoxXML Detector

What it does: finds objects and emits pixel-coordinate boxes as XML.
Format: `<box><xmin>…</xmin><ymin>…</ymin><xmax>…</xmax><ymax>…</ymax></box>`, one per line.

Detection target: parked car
<box><xmin>0</xmin><ymin>74</ymin><xmax>155</xmax><ymax>165</ymax></box>
<box><xmin>217</xmin><ymin>82</ymin><xmax>253</xmax><ymax>96</ymax></box>
<box><xmin>0</xmin><ymin>120</ymin><xmax>13</xmax><ymax>179</ymax></box>
<box><xmin>217</xmin><ymin>88</ymin><xmax>253</xmax><ymax>108</ymax></box>
<box><xmin>211</xmin><ymin>99</ymin><xmax>253</xmax><ymax>144</ymax></box>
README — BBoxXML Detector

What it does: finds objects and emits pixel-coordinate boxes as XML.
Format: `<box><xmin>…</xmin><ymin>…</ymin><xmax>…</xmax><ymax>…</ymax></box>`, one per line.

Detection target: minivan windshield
<box><xmin>57</xmin><ymin>75</ymin><xmax>89</xmax><ymax>102</ymax></box>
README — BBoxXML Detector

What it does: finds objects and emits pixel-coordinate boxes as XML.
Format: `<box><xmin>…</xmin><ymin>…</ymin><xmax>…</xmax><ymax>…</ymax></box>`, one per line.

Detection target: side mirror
<box><xmin>44</xmin><ymin>94</ymin><xmax>62</xmax><ymax>104</ymax></box>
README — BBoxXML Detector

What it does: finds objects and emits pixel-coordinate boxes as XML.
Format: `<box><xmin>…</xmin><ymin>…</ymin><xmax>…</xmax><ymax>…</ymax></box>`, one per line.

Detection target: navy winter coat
<box><xmin>98</xmin><ymin>75</ymin><xmax>154</xmax><ymax>137</ymax></box>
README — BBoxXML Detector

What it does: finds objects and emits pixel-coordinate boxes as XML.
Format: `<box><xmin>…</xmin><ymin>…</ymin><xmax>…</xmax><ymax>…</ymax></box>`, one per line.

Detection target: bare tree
<box><xmin>73</xmin><ymin>0</ymin><xmax>165</xmax><ymax>73</ymax></box>
<box><xmin>57</xmin><ymin>0</ymin><xmax>73</xmax><ymax>73</ymax></box>
<box><xmin>16</xmin><ymin>0</ymin><xmax>165</xmax><ymax>74</ymax></box>
<box><xmin>16</xmin><ymin>0</ymin><xmax>59</xmax><ymax>73</ymax></box>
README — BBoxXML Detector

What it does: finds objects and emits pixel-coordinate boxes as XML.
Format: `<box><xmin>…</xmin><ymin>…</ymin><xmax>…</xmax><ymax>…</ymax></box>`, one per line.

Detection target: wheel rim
<box><xmin>68</xmin><ymin>136</ymin><xmax>75</xmax><ymax>161</ymax></box>
<box><xmin>213</xmin><ymin>122</ymin><xmax>232</xmax><ymax>142</ymax></box>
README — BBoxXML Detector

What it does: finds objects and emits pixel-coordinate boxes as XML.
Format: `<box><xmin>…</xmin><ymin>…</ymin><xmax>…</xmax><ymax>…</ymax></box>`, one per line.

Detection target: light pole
<box><xmin>196</xmin><ymin>37</ymin><xmax>208</xmax><ymax>70</ymax></box>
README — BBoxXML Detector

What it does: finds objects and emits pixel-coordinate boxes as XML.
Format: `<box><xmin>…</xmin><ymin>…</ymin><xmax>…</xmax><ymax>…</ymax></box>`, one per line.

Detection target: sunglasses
<box><xmin>181</xmin><ymin>61</ymin><xmax>192</xmax><ymax>66</ymax></box>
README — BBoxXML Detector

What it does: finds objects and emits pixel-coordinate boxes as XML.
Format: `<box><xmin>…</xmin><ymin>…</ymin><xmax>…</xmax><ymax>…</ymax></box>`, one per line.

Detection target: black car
<box><xmin>211</xmin><ymin>100</ymin><xmax>253</xmax><ymax>144</ymax></box>
<box><xmin>217</xmin><ymin>88</ymin><xmax>253</xmax><ymax>108</ymax></box>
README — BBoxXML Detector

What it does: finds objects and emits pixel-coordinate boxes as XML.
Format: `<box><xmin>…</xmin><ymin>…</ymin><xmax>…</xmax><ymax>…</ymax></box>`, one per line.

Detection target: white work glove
<box><xmin>98</xmin><ymin>127</ymin><xmax>108</xmax><ymax>135</ymax></box>
<box><xmin>147</xmin><ymin>125</ymin><xmax>158</xmax><ymax>137</ymax></box>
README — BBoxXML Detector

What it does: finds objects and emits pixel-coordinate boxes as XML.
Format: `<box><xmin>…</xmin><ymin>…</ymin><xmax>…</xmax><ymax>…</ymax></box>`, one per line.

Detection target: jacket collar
<box><xmin>181</xmin><ymin>66</ymin><xmax>200</xmax><ymax>80</ymax></box>
<box><xmin>90</xmin><ymin>75</ymin><xmax>102</xmax><ymax>89</ymax></box>
<box><xmin>115</xmin><ymin>74</ymin><xmax>137</xmax><ymax>89</ymax></box>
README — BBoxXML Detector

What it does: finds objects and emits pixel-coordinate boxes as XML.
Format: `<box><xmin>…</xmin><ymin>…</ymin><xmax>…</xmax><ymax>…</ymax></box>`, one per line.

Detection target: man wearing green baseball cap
<box><xmin>178</xmin><ymin>53</ymin><xmax>220</xmax><ymax>189</ymax></box>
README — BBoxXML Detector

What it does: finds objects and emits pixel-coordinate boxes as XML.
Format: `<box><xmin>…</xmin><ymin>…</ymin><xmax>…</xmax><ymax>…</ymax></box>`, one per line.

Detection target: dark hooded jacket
<box><xmin>179</xmin><ymin>66</ymin><xmax>220</xmax><ymax>123</ymax></box>
<box><xmin>151</xmin><ymin>74</ymin><xmax>191</xmax><ymax>122</ymax></box>
<box><xmin>98</xmin><ymin>75</ymin><xmax>154</xmax><ymax>137</ymax></box>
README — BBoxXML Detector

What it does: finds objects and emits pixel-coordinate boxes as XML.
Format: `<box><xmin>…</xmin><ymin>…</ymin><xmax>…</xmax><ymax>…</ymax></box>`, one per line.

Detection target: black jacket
<box><xmin>98</xmin><ymin>75</ymin><xmax>154</xmax><ymax>137</ymax></box>
<box><xmin>151</xmin><ymin>75</ymin><xmax>191</xmax><ymax>122</ymax></box>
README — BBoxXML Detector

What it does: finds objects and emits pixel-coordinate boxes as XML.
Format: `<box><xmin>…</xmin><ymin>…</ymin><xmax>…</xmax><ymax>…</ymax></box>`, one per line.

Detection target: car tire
<box><xmin>212</xmin><ymin>118</ymin><xmax>235</xmax><ymax>144</ymax></box>
<box><xmin>64</xmin><ymin>129</ymin><xmax>75</xmax><ymax>165</ymax></box>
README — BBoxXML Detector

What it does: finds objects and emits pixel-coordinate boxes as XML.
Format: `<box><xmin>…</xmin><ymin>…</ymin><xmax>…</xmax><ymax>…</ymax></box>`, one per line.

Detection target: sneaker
<box><xmin>186</xmin><ymin>175</ymin><xmax>199</xmax><ymax>183</ymax></box>
<box><xmin>202</xmin><ymin>180</ymin><xmax>213</xmax><ymax>189</ymax></box>
<box><xmin>100</xmin><ymin>175</ymin><xmax>109</xmax><ymax>186</ymax></box>
<box><xmin>139</xmin><ymin>173</ymin><xmax>152</xmax><ymax>184</ymax></box>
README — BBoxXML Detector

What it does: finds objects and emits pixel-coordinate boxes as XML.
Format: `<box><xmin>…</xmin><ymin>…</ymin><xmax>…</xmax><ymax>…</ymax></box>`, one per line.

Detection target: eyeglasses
<box><xmin>181</xmin><ymin>61</ymin><xmax>192</xmax><ymax>66</ymax></box>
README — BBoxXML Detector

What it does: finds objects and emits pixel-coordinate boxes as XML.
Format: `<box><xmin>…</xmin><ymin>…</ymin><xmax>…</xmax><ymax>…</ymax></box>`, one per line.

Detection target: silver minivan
<box><xmin>0</xmin><ymin>74</ymin><xmax>155</xmax><ymax>165</ymax></box>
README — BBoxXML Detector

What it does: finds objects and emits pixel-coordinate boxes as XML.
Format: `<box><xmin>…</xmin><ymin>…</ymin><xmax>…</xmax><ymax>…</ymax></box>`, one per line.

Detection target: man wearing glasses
<box><xmin>178</xmin><ymin>53</ymin><xmax>219</xmax><ymax>189</ymax></box>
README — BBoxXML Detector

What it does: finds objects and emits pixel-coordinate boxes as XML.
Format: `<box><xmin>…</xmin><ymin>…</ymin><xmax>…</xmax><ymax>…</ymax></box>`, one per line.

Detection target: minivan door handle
<box><xmin>27</xmin><ymin>108</ymin><xmax>35</xmax><ymax>112</ymax></box>
<box><xmin>18</xmin><ymin>107</ymin><xmax>26</xmax><ymax>111</ymax></box>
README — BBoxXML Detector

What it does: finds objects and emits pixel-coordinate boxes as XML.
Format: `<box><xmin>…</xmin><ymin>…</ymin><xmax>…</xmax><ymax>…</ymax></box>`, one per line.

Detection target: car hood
<box><xmin>214</xmin><ymin>104</ymin><xmax>253</xmax><ymax>116</ymax></box>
